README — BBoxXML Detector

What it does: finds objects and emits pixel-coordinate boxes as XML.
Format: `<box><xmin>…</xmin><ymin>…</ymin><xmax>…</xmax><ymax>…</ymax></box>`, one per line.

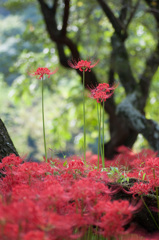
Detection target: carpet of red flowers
<box><xmin>0</xmin><ymin>148</ymin><xmax>159</xmax><ymax>240</ymax></box>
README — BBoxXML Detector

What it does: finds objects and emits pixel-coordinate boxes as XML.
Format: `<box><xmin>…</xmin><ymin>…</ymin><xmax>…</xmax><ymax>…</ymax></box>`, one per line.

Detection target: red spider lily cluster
<box><xmin>126</xmin><ymin>155</ymin><xmax>159</xmax><ymax>196</ymax></box>
<box><xmin>90</xmin><ymin>83</ymin><xmax>116</xmax><ymax>103</ymax></box>
<box><xmin>30</xmin><ymin>67</ymin><xmax>57</xmax><ymax>79</ymax></box>
<box><xmin>68</xmin><ymin>59</ymin><xmax>117</xmax><ymax>102</ymax></box>
<box><xmin>31</xmin><ymin>61</ymin><xmax>117</xmax><ymax>103</ymax></box>
<box><xmin>68</xmin><ymin>59</ymin><xmax>99</xmax><ymax>72</ymax></box>
<box><xmin>101</xmin><ymin>147</ymin><xmax>159</xmax><ymax>203</ymax></box>
<box><xmin>0</xmin><ymin>153</ymin><xmax>146</xmax><ymax>240</ymax></box>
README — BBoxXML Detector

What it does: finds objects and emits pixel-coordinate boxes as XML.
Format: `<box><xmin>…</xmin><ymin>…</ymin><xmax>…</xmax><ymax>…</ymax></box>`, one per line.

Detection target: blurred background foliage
<box><xmin>0</xmin><ymin>0</ymin><xmax>158</xmax><ymax>160</ymax></box>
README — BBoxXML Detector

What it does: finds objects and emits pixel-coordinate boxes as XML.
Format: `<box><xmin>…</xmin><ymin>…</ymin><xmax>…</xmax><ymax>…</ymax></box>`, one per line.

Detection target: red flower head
<box><xmin>30</xmin><ymin>67</ymin><xmax>57</xmax><ymax>79</ymax></box>
<box><xmin>129</xmin><ymin>182</ymin><xmax>152</xmax><ymax>197</ymax></box>
<box><xmin>68</xmin><ymin>59</ymin><xmax>99</xmax><ymax>72</ymax></box>
<box><xmin>90</xmin><ymin>83</ymin><xmax>117</xmax><ymax>103</ymax></box>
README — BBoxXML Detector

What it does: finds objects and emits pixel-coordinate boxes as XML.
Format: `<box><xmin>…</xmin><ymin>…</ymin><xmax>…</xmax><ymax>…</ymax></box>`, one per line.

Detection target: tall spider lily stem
<box><xmin>41</xmin><ymin>76</ymin><xmax>47</xmax><ymax>162</ymax></box>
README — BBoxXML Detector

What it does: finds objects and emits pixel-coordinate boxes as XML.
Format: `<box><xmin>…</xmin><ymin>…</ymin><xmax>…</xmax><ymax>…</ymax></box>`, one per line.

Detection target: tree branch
<box><xmin>144</xmin><ymin>0</ymin><xmax>159</xmax><ymax>25</ymax></box>
<box><xmin>97</xmin><ymin>0</ymin><xmax>127</xmax><ymax>39</ymax></box>
<box><xmin>111</xmin><ymin>34</ymin><xmax>137</xmax><ymax>94</ymax></box>
<box><xmin>119</xmin><ymin>0</ymin><xmax>128</xmax><ymax>23</ymax></box>
<box><xmin>61</xmin><ymin>0</ymin><xmax>70</xmax><ymax>36</ymax></box>
<box><xmin>138</xmin><ymin>1</ymin><xmax>159</xmax><ymax>109</ymax></box>
<box><xmin>37</xmin><ymin>0</ymin><xmax>78</xmax><ymax>57</ymax></box>
<box><xmin>107</xmin><ymin>50</ymin><xmax>116</xmax><ymax>113</ymax></box>
<box><xmin>96</xmin><ymin>1</ymin><xmax>137</xmax><ymax>93</ymax></box>
<box><xmin>139</xmin><ymin>42</ymin><xmax>159</xmax><ymax>109</ymax></box>
<box><xmin>52</xmin><ymin>0</ymin><xmax>58</xmax><ymax>14</ymax></box>
<box><xmin>117</xmin><ymin>94</ymin><xmax>159</xmax><ymax>151</ymax></box>
<box><xmin>125</xmin><ymin>0</ymin><xmax>141</xmax><ymax>30</ymax></box>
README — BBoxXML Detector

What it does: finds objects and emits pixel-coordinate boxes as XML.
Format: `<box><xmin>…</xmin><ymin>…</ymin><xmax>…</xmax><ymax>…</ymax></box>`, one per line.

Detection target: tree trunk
<box><xmin>0</xmin><ymin>119</ymin><xmax>19</xmax><ymax>160</ymax></box>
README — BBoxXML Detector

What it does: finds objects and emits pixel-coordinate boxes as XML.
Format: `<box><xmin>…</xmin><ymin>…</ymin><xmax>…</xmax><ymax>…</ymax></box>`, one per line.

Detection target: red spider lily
<box><xmin>24</xmin><ymin>231</ymin><xmax>46</xmax><ymax>240</ymax></box>
<box><xmin>87</xmin><ymin>169</ymin><xmax>109</xmax><ymax>183</ymax></box>
<box><xmin>90</xmin><ymin>83</ymin><xmax>117</xmax><ymax>103</ymax></box>
<box><xmin>43</xmin><ymin>212</ymin><xmax>85</xmax><ymax>239</ymax></box>
<box><xmin>0</xmin><ymin>199</ymin><xmax>44</xmax><ymax>239</ymax></box>
<box><xmin>93</xmin><ymin>200</ymin><xmax>137</xmax><ymax>238</ymax></box>
<box><xmin>30</xmin><ymin>67</ymin><xmax>57</xmax><ymax>79</ymax></box>
<box><xmin>68</xmin><ymin>59</ymin><xmax>99</xmax><ymax>72</ymax></box>
<box><xmin>0</xmin><ymin>154</ymin><xmax>23</xmax><ymax>169</ymax></box>
<box><xmin>67</xmin><ymin>159</ymin><xmax>85</xmax><ymax>175</ymax></box>
<box><xmin>70</xmin><ymin>178</ymin><xmax>111</xmax><ymax>210</ymax></box>
<box><xmin>129</xmin><ymin>182</ymin><xmax>152</xmax><ymax>197</ymax></box>
<box><xmin>37</xmin><ymin>184</ymin><xmax>71</xmax><ymax>213</ymax></box>
<box><xmin>143</xmin><ymin>157</ymin><xmax>159</xmax><ymax>172</ymax></box>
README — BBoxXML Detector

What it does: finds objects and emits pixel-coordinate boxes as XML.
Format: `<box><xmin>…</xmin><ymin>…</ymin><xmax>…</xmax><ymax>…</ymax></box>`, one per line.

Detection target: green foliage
<box><xmin>104</xmin><ymin>166</ymin><xmax>130</xmax><ymax>183</ymax></box>
<box><xmin>0</xmin><ymin>1</ymin><xmax>42</xmax><ymax>84</ymax></box>
<box><xmin>126</xmin><ymin>11</ymin><xmax>157</xmax><ymax>79</ymax></box>
<box><xmin>145</xmin><ymin>68</ymin><xmax>159</xmax><ymax>121</ymax></box>
<box><xmin>1</xmin><ymin>0</ymin><xmax>36</xmax><ymax>11</ymax></box>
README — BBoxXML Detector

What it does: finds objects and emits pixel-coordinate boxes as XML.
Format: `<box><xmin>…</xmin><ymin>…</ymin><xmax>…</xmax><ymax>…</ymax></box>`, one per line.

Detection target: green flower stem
<box><xmin>102</xmin><ymin>100</ymin><xmax>105</xmax><ymax>168</ymax></box>
<box><xmin>141</xmin><ymin>195</ymin><xmax>159</xmax><ymax>230</ymax></box>
<box><xmin>153</xmin><ymin>169</ymin><xmax>159</xmax><ymax>224</ymax></box>
<box><xmin>95</xmin><ymin>226</ymin><xmax>99</xmax><ymax>240</ymax></box>
<box><xmin>83</xmin><ymin>70</ymin><xmax>86</xmax><ymax>163</ymax></box>
<box><xmin>156</xmin><ymin>187</ymin><xmax>159</xmax><ymax>224</ymax></box>
<box><xmin>97</xmin><ymin>102</ymin><xmax>102</xmax><ymax>169</ymax></box>
<box><xmin>41</xmin><ymin>76</ymin><xmax>47</xmax><ymax>162</ymax></box>
<box><xmin>99</xmin><ymin>102</ymin><xmax>102</xmax><ymax>158</ymax></box>
<box><xmin>97</xmin><ymin>102</ymin><xmax>100</xmax><ymax>169</ymax></box>
<box><xmin>86</xmin><ymin>226</ymin><xmax>92</xmax><ymax>240</ymax></box>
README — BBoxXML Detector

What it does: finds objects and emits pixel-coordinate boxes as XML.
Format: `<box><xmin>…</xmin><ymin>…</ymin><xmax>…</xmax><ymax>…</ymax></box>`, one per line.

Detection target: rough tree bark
<box><xmin>37</xmin><ymin>0</ymin><xmax>159</xmax><ymax>159</ymax></box>
<box><xmin>0</xmin><ymin>118</ymin><xmax>19</xmax><ymax>160</ymax></box>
